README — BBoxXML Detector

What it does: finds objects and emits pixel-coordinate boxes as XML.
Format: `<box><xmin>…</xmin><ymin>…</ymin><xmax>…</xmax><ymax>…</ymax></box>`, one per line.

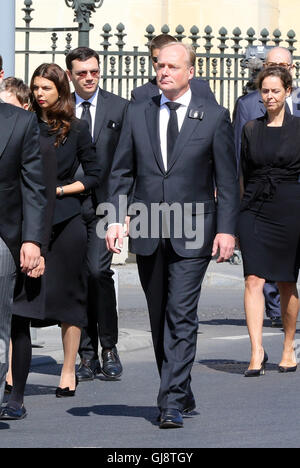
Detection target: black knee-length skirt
<box><xmin>13</xmin><ymin>214</ymin><xmax>88</xmax><ymax>328</ymax></box>
<box><xmin>238</xmin><ymin>182</ymin><xmax>300</xmax><ymax>282</ymax></box>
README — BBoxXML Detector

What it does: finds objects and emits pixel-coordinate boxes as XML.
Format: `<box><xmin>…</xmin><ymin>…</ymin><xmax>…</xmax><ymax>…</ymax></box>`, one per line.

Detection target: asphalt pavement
<box><xmin>1</xmin><ymin>259</ymin><xmax>300</xmax><ymax>449</ymax></box>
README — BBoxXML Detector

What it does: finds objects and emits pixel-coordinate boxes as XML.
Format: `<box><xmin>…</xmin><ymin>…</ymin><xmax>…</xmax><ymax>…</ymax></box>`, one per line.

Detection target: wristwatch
<box><xmin>57</xmin><ymin>186</ymin><xmax>64</xmax><ymax>197</ymax></box>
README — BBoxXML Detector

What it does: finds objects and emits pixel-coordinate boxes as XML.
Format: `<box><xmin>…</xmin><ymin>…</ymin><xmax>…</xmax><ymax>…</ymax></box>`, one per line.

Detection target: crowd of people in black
<box><xmin>0</xmin><ymin>34</ymin><xmax>299</xmax><ymax>430</ymax></box>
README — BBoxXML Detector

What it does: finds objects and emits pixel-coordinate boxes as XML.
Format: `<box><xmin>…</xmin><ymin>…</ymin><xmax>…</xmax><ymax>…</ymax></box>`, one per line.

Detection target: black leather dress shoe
<box><xmin>76</xmin><ymin>359</ymin><xmax>101</xmax><ymax>382</ymax></box>
<box><xmin>183</xmin><ymin>397</ymin><xmax>196</xmax><ymax>414</ymax></box>
<box><xmin>0</xmin><ymin>405</ymin><xmax>27</xmax><ymax>420</ymax></box>
<box><xmin>101</xmin><ymin>347</ymin><xmax>123</xmax><ymax>379</ymax></box>
<box><xmin>160</xmin><ymin>409</ymin><xmax>183</xmax><ymax>429</ymax></box>
<box><xmin>157</xmin><ymin>398</ymin><xmax>196</xmax><ymax>422</ymax></box>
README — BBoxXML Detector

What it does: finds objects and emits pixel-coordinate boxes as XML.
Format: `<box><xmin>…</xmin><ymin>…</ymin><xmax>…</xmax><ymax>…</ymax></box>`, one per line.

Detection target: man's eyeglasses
<box><xmin>152</xmin><ymin>56</ymin><xmax>158</xmax><ymax>63</ymax></box>
<box><xmin>265</xmin><ymin>62</ymin><xmax>293</xmax><ymax>69</ymax></box>
<box><xmin>74</xmin><ymin>69</ymin><xmax>100</xmax><ymax>78</ymax></box>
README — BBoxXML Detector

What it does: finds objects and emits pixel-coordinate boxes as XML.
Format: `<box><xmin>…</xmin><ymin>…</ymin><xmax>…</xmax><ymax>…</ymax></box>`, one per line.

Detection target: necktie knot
<box><xmin>165</xmin><ymin>101</ymin><xmax>181</xmax><ymax>112</ymax></box>
<box><xmin>82</xmin><ymin>101</ymin><xmax>91</xmax><ymax>111</ymax></box>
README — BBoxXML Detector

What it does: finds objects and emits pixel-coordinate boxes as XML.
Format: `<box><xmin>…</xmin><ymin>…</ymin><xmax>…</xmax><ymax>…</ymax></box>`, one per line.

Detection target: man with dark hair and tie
<box><xmin>131</xmin><ymin>34</ymin><xmax>217</xmax><ymax>104</ymax></box>
<box><xmin>106</xmin><ymin>42</ymin><xmax>239</xmax><ymax>429</ymax></box>
<box><xmin>0</xmin><ymin>55</ymin><xmax>46</xmax><ymax>410</ymax></box>
<box><xmin>66</xmin><ymin>47</ymin><xmax>128</xmax><ymax>381</ymax></box>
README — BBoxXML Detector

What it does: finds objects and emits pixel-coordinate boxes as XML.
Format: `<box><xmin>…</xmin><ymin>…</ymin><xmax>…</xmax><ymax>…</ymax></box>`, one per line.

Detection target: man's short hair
<box><xmin>150</xmin><ymin>34</ymin><xmax>177</xmax><ymax>55</ymax></box>
<box><xmin>0</xmin><ymin>77</ymin><xmax>32</xmax><ymax>106</ymax></box>
<box><xmin>66</xmin><ymin>47</ymin><xmax>100</xmax><ymax>71</ymax></box>
<box><xmin>159</xmin><ymin>42</ymin><xmax>196</xmax><ymax>68</ymax></box>
<box><xmin>0</xmin><ymin>55</ymin><xmax>2</xmax><ymax>71</ymax></box>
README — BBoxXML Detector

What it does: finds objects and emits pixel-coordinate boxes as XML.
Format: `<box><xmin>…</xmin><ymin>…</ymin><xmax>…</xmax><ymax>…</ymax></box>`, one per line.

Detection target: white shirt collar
<box><xmin>160</xmin><ymin>87</ymin><xmax>192</xmax><ymax>108</ymax></box>
<box><xmin>75</xmin><ymin>86</ymin><xmax>99</xmax><ymax>109</ymax></box>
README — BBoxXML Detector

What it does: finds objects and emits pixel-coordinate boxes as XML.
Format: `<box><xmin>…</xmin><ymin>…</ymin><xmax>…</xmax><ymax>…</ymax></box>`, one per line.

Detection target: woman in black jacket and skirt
<box><xmin>1</xmin><ymin>64</ymin><xmax>100</xmax><ymax>419</ymax></box>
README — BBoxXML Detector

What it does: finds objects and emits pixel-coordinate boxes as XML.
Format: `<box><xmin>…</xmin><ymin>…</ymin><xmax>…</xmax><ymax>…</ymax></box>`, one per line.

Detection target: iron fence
<box><xmin>15</xmin><ymin>0</ymin><xmax>300</xmax><ymax>110</ymax></box>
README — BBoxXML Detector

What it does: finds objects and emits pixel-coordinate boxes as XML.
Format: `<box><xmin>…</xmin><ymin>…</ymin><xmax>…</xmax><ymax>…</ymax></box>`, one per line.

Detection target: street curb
<box><xmin>31</xmin><ymin>328</ymin><xmax>153</xmax><ymax>368</ymax></box>
<box><xmin>203</xmin><ymin>273</ymin><xmax>244</xmax><ymax>289</ymax></box>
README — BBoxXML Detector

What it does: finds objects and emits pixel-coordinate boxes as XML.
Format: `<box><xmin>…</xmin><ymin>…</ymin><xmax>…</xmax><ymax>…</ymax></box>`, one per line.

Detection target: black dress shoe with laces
<box><xmin>160</xmin><ymin>409</ymin><xmax>183</xmax><ymax>429</ymax></box>
<box><xmin>101</xmin><ymin>347</ymin><xmax>123</xmax><ymax>379</ymax></box>
<box><xmin>76</xmin><ymin>359</ymin><xmax>102</xmax><ymax>382</ymax></box>
<box><xmin>0</xmin><ymin>405</ymin><xmax>27</xmax><ymax>420</ymax></box>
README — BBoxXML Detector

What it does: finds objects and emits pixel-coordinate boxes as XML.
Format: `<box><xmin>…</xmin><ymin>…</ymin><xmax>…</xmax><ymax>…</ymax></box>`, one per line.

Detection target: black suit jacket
<box><xmin>73</xmin><ymin>88</ymin><xmax>129</xmax><ymax>205</ymax></box>
<box><xmin>131</xmin><ymin>77</ymin><xmax>217</xmax><ymax>104</ymax></box>
<box><xmin>39</xmin><ymin>118</ymin><xmax>100</xmax><ymax>225</ymax></box>
<box><xmin>0</xmin><ymin>103</ymin><xmax>47</xmax><ymax>266</ymax></box>
<box><xmin>233</xmin><ymin>89</ymin><xmax>300</xmax><ymax>167</ymax></box>
<box><xmin>108</xmin><ymin>93</ymin><xmax>240</xmax><ymax>258</ymax></box>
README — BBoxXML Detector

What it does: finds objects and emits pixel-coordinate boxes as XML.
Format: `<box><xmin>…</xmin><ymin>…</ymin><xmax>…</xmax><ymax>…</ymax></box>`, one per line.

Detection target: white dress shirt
<box><xmin>286</xmin><ymin>95</ymin><xmax>293</xmax><ymax>114</ymax></box>
<box><xmin>159</xmin><ymin>88</ymin><xmax>192</xmax><ymax>171</ymax></box>
<box><xmin>75</xmin><ymin>87</ymin><xmax>99</xmax><ymax>138</ymax></box>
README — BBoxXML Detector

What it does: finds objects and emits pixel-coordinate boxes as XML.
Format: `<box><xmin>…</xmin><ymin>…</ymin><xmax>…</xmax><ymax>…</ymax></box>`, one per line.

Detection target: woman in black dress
<box><xmin>1</xmin><ymin>63</ymin><xmax>100</xmax><ymax>418</ymax></box>
<box><xmin>239</xmin><ymin>66</ymin><xmax>300</xmax><ymax>376</ymax></box>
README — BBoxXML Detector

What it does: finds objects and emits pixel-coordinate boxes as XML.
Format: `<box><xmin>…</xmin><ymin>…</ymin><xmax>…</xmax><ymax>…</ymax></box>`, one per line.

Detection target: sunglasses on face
<box><xmin>74</xmin><ymin>69</ymin><xmax>100</xmax><ymax>78</ymax></box>
<box><xmin>152</xmin><ymin>57</ymin><xmax>158</xmax><ymax>63</ymax></box>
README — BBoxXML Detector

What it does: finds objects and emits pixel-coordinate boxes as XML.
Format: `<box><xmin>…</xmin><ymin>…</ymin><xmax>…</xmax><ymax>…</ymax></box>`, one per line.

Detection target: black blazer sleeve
<box><xmin>107</xmin><ymin>104</ymin><xmax>136</xmax><ymax>223</ymax></box>
<box><xmin>73</xmin><ymin>119</ymin><xmax>100</xmax><ymax>190</ymax></box>
<box><xmin>212</xmin><ymin>108</ymin><xmax>240</xmax><ymax>235</ymax></box>
<box><xmin>39</xmin><ymin>136</ymin><xmax>57</xmax><ymax>256</ymax></box>
<box><xmin>21</xmin><ymin>113</ymin><xmax>47</xmax><ymax>245</ymax></box>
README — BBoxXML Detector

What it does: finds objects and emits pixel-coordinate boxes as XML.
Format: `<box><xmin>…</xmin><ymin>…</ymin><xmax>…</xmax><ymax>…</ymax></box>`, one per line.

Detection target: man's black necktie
<box><xmin>165</xmin><ymin>101</ymin><xmax>181</xmax><ymax>166</ymax></box>
<box><xmin>81</xmin><ymin>101</ymin><xmax>92</xmax><ymax>135</ymax></box>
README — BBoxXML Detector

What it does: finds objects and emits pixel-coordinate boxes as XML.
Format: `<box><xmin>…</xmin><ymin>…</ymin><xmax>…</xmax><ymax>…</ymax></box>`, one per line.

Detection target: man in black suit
<box><xmin>131</xmin><ymin>34</ymin><xmax>217</xmax><ymax>104</ymax></box>
<box><xmin>66</xmin><ymin>47</ymin><xmax>128</xmax><ymax>381</ymax></box>
<box><xmin>0</xmin><ymin>97</ymin><xmax>46</xmax><ymax>408</ymax></box>
<box><xmin>106</xmin><ymin>42</ymin><xmax>239</xmax><ymax>428</ymax></box>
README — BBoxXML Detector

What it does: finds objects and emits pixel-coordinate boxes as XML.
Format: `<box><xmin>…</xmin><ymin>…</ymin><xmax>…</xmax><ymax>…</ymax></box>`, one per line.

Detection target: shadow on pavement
<box><xmin>67</xmin><ymin>404</ymin><xmax>159</xmax><ymax>426</ymax></box>
<box><xmin>197</xmin><ymin>359</ymin><xmax>279</xmax><ymax>375</ymax></box>
<box><xmin>198</xmin><ymin>318</ymin><xmax>286</xmax><ymax>330</ymax></box>
<box><xmin>30</xmin><ymin>360</ymin><xmax>62</xmax><ymax>376</ymax></box>
<box><xmin>0</xmin><ymin>422</ymin><xmax>10</xmax><ymax>430</ymax></box>
<box><xmin>198</xmin><ymin>318</ymin><xmax>246</xmax><ymax>327</ymax></box>
<box><xmin>24</xmin><ymin>384</ymin><xmax>57</xmax><ymax>397</ymax></box>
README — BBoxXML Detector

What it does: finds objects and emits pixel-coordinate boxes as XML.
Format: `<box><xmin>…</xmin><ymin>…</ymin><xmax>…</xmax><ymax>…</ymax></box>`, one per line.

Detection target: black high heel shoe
<box><xmin>244</xmin><ymin>351</ymin><xmax>268</xmax><ymax>377</ymax></box>
<box><xmin>278</xmin><ymin>365</ymin><xmax>297</xmax><ymax>373</ymax></box>
<box><xmin>4</xmin><ymin>382</ymin><xmax>12</xmax><ymax>394</ymax></box>
<box><xmin>56</xmin><ymin>375</ymin><xmax>78</xmax><ymax>398</ymax></box>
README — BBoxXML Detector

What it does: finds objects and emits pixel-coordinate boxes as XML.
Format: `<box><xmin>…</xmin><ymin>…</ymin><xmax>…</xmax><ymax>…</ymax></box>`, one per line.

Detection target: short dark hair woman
<box><xmin>239</xmin><ymin>66</ymin><xmax>300</xmax><ymax>376</ymax></box>
<box><xmin>0</xmin><ymin>63</ymin><xmax>100</xmax><ymax>419</ymax></box>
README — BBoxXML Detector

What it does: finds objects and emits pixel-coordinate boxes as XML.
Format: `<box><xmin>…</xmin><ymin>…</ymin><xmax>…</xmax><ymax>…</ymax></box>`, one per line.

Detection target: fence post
<box><xmin>65</xmin><ymin>0</ymin><xmax>104</xmax><ymax>47</ymax></box>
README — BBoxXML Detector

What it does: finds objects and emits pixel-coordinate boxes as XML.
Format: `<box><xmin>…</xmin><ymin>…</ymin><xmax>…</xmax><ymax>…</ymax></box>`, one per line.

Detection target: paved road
<box><xmin>1</xmin><ymin>262</ymin><xmax>300</xmax><ymax>448</ymax></box>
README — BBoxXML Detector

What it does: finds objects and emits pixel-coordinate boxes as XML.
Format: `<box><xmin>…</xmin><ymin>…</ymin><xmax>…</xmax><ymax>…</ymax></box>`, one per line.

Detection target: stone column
<box><xmin>0</xmin><ymin>0</ymin><xmax>16</xmax><ymax>76</ymax></box>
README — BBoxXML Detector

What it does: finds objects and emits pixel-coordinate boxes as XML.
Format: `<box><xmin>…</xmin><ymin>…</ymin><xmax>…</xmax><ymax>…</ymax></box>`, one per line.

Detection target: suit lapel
<box><xmin>258</xmin><ymin>95</ymin><xmax>266</xmax><ymax>117</ymax></box>
<box><xmin>145</xmin><ymin>96</ymin><xmax>165</xmax><ymax>174</ymax></box>
<box><xmin>0</xmin><ymin>106</ymin><xmax>18</xmax><ymax>159</ymax></box>
<box><xmin>167</xmin><ymin>95</ymin><xmax>204</xmax><ymax>173</ymax></box>
<box><xmin>93</xmin><ymin>88</ymin><xmax>108</xmax><ymax>144</ymax></box>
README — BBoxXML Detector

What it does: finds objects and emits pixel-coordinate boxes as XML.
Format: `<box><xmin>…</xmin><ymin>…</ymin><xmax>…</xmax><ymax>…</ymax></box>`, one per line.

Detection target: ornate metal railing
<box><xmin>15</xmin><ymin>0</ymin><xmax>300</xmax><ymax>110</ymax></box>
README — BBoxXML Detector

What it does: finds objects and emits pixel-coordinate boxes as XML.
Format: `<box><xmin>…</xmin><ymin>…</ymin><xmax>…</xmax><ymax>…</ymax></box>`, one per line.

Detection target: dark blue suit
<box><xmin>233</xmin><ymin>89</ymin><xmax>300</xmax><ymax>319</ymax></box>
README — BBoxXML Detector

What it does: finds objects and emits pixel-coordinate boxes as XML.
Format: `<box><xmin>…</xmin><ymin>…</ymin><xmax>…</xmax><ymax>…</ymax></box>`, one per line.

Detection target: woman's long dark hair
<box><xmin>30</xmin><ymin>63</ymin><xmax>75</xmax><ymax>146</ymax></box>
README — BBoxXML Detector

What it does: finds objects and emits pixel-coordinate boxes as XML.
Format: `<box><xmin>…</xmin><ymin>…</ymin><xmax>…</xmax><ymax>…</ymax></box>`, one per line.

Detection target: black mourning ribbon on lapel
<box><xmin>81</xmin><ymin>101</ymin><xmax>92</xmax><ymax>135</ymax></box>
<box><xmin>165</xmin><ymin>101</ymin><xmax>181</xmax><ymax>167</ymax></box>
